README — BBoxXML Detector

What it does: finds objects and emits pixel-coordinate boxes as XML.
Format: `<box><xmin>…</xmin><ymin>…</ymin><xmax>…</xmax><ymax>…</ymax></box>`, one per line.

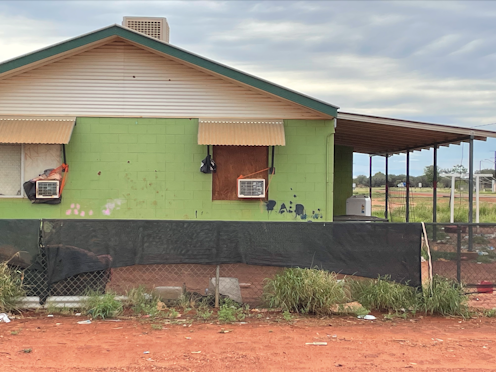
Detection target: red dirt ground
<box><xmin>2</xmin><ymin>313</ymin><xmax>496</xmax><ymax>371</ymax></box>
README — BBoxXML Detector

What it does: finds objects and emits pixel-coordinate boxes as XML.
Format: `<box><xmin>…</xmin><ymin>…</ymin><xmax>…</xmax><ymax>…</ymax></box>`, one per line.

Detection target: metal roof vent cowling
<box><xmin>122</xmin><ymin>16</ymin><xmax>170</xmax><ymax>42</ymax></box>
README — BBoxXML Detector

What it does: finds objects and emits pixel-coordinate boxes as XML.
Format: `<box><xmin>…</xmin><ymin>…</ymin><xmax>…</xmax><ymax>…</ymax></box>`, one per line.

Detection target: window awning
<box><xmin>0</xmin><ymin>116</ymin><xmax>76</xmax><ymax>144</ymax></box>
<box><xmin>198</xmin><ymin>119</ymin><xmax>285</xmax><ymax>146</ymax></box>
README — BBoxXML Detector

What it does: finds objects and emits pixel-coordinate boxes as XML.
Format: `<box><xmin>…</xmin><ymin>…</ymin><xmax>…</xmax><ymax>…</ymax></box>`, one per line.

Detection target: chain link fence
<box><xmin>22</xmin><ymin>260</ymin><xmax>281</xmax><ymax>308</ymax></box>
<box><xmin>425</xmin><ymin>223</ymin><xmax>496</xmax><ymax>309</ymax></box>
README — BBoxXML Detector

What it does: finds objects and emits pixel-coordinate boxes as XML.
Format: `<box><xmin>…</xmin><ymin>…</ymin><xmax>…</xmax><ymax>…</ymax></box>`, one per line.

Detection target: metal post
<box><xmin>476</xmin><ymin>174</ymin><xmax>480</xmax><ymax>224</ymax></box>
<box><xmin>433</xmin><ymin>147</ymin><xmax>437</xmax><ymax>223</ymax></box>
<box><xmin>385</xmin><ymin>154</ymin><xmax>389</xmax><ymax>220</ymax></box>
<box><xmin>215</xmin><ymin>265</ymin><xmax>220</xmax><ymax>308</ymax></box>
<box><xmin>457</xmin><ymin>226</ymin><xmax>462</xmax><ymax>284</ymax></box>
<box><xmin>450</xmin><ymin>175</ymin><xmax>455</xmax><ymax>224</ymax></box>
<box><xmin>406</xmin><ymin>150</ymin><xmax>410</xmax><ymax>222</ymax></box>
<box><xmin>433</xmin><ymin>147</ymin><xmax>437</xmax><ymax>240</ymax></box>
<box><xmin>468</xmin><ymin>136</ymin><xmax>474</xmax><ymax>252</ymax></box>
<box><xmin>369</xmin><ymin>155</ymin><xmax>372</xmax><ymax>200</ymax></box>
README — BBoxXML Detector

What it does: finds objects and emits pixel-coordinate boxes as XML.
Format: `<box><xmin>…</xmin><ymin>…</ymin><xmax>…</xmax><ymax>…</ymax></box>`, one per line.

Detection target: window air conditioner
<box><xmin>238</xmin><ymin>179</ymin><xmax>266</xmax><ymax>198</ymax></box>
<box><xmin>35</xmin><ymin>180</ymin><xmax>60</xmax><ymax>199</ymax></box>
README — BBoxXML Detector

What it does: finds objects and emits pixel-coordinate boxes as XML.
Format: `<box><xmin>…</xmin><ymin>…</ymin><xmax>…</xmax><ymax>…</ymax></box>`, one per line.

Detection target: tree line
<box><xmin>354</xmin><ymin>165</ymin><xmax>495</xmax><ymax>188</ymax></box>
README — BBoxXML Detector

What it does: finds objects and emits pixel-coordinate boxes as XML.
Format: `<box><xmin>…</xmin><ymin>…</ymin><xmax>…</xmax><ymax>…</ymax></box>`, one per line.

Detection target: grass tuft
<box><xmin>83</xmin><ymin>290</ymin><xmax>122</xmax><ymax>319</ymax></box>
<box><xmin>126</xmin><ymin>286</ymin><xmax>160</xmax><ymax>316</ymax></box>
<box><xmin>350</xmin><ymin>276</ymin><xmax>417</xmax><ymax>313</ymax></box>
<box><xmin>263</xmin><ymin>268</ymin><xmax>347</xmax><ymax>315</ymax></box>
<box><xmin>0</xmin><ymin>260</ymin><xmax>25</xmax><ymax>313</ymax></box>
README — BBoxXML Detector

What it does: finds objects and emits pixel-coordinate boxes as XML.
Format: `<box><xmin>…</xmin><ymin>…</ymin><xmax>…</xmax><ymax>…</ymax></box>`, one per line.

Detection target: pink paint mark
<box><xmin>80</xmin><ymin>211</ymin><xmax>85</xmax><ymax>217</ymax></box>
<box><xmin>70</xmin><ymin>203</ymin><xmax>75</xmax><ymax>209</ymax></box>
<box><xmin>76</xmin><ymin>204</ymin><xmax>80</xmax><ymax>210</ymax></box>
<box><xmin>74</xmin><ymin>210</ymin><xmax>79</xmax><ymax>215</ymax></box>
<box><xmin>103</xmin><ymin>209</ymin><xmax>110</xmax><ymax>215</ymax></box>
<box><xmin>66</xmin><ymin>209</ymin><xmax>72</xmax><ymax>215</ymax></box>
<box><xmin>89</xmin><ymin>210</ymin><xmax>93</xmax><ymax>216</ymax></box>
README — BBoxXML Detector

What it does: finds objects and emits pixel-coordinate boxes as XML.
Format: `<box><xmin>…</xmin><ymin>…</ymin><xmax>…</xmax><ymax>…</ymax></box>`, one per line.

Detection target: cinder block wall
<box><xmin>0</xmin><ymin>118</ymin><xmax>338</xmax><ymax>221</ymax></box>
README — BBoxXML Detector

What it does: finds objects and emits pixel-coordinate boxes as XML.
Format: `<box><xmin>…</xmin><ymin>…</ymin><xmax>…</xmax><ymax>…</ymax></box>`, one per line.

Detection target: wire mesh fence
<box><xmin>21</xmin><ymin>259</ymin><xmax>283</xmax><ymax>307</ymax></box>
<box><xmin>425</xmin><ymin>223</ymin><xmax>496</xmax><ymax>309</ymax></box>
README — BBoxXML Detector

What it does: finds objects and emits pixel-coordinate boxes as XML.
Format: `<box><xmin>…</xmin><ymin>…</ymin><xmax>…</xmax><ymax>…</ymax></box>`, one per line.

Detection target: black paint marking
<box><xmin>290</xmin><ymin>188</ymin><xmax>292</xmax><ymax>190</ymax></box>
<box><xmin>279</xmin><ymin>203</ymin><xmax>287</xmax><ymax>214</ymax></box>
<box><xmin>295</xmin><ymin>204</ymin><xmax>304</xmax><ymax>216</ymax></box>
<box><xmin>266</xmin><ymin>200</ymin><xmax>276</xmax><ymax>211</ymax></box>
<box><xmin>195</xmin><ymin>210</ymin><xmax>197</xmax><ymax>218</ymax></box>
<box><xmin>293</xmin><ymin>194</ymin><xmax>297</xmax><ymax>198</ymax></box>
<box><xmin>289</xmin><ymin>201</ymin><xmax>293</xmax><ymax>205</ymax></box>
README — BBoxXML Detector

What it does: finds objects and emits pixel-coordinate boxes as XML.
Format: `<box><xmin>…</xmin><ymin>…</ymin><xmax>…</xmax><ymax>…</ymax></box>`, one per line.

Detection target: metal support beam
<box><xmin>468</xmin><ymin>136</ymin><xmax>474</xmax><ymax>252</ymax></box>
<box><xmin>406</xmin><ymin>150</ymin><xmax>410</xmax><ymax>222</ymax></box>
<box><xmin>369</xmin><ymin>155</ymin><xmax>372</xmax><ymax>200</ymax></box>
<box><xmin>385</xmin><ymin>154</ymin><xmax>389</xmax><ymax>220</ymax></box>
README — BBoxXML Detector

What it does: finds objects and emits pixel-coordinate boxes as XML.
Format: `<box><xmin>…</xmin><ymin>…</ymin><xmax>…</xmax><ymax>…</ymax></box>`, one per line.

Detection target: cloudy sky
<box><xmin>1</xmin><ymin>0</ymin><xmax>496</xmax><ymax>176</ymax></box>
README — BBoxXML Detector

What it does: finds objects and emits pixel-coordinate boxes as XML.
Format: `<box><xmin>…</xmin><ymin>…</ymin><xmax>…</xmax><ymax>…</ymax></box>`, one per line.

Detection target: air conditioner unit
<box><xmin>36</xmin><ymin>180</ymin><xmax>60</xmax><ymax>199</ymax></box>
<box><xmin>238</xmin><ymin>179</ymin><xmax>266</xmax><ymax>198</ymax></box>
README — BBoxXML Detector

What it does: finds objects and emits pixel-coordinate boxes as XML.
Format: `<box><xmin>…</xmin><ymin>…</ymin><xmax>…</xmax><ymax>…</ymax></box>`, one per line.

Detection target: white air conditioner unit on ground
<box><xmin>238</xmin><ymin>179</ymin><xmax>266</xmax><ymax>198</ymax></box>
<box><xmin>36</xmin><ymin>180</ymin><xmax>60</xmax><ymax>199</ymax></box>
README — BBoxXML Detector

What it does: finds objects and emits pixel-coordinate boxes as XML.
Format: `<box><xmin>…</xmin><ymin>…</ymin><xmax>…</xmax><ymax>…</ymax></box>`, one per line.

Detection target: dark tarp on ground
<box><xmin>42</xmin><ymin>220</ymin><xmax>422</xmax><ymax>287</ymax></box>
<box><xmin>0</xmin><ymin>219</ymin><xmax>40</xmax><ymax>268</ymax></box>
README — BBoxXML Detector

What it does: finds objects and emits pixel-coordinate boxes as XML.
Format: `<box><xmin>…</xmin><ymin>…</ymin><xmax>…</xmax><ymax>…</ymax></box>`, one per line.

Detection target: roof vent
<box><xmin>122</xmin><ymin>17</ymin><xmax>170</xmax><ymax>42</ymax></box>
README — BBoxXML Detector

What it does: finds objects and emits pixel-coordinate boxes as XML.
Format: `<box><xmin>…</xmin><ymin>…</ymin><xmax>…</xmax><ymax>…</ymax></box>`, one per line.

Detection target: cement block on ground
<box><xmin>208</xmin><ymin>277</ymin><xmax>242</xmax><ymax>304</ymax></box>
<box><xmin>153</xmin><ymin>286</ymin><xmax>182</xmax><ymax>302</ymax></box>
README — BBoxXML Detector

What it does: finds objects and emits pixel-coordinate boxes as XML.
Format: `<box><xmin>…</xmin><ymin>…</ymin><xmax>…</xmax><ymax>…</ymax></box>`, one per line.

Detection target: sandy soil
<box><xmin>2</xmin><ymin>313</ymin><xmax>496</xmax><ymax>372</ymax></box>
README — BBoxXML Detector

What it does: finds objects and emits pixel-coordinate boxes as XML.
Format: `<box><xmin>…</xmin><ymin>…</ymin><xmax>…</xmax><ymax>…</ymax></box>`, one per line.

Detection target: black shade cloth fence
<box><xmin>1</xmin><ymin>219</ymin><xmax>422</xmax><ymax>287</ymax></box>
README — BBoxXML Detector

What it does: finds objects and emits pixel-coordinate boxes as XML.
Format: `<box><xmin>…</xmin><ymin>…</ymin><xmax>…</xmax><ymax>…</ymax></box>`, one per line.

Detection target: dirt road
<box><xmin>1</xmin><ymin>314</ymin><xmax>496</xmax><ymax>371</ymax></box>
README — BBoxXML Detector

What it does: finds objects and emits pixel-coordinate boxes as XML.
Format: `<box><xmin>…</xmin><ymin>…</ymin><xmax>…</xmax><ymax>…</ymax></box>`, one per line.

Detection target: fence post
<box><xmin>457</xmin><ymin>226</ymin><xmax>462</xmax><ymax>284</ymax></box>
<box><xmin>215</xmin><ymin>264</ymin><xmax>220</xmax><ymax>308</ymax></box>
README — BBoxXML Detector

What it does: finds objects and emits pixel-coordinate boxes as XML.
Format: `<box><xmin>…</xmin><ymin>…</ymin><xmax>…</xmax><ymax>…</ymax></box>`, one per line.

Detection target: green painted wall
<box><xmin>0</xmin><ymin>118</ymin><xmax>336</xmax><ymax>221</ymax></box>
<box><xmin>333</xmin><ymin>145</ymin><xmax>354</xmax><ymax>216</ymax></box>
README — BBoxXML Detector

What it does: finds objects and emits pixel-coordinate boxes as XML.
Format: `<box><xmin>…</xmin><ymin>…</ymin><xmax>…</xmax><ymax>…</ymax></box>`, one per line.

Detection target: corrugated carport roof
<box><xmin>336</xmin><ymin>112</ymin><xmax>496</xmax><ymax>155</ymax></box>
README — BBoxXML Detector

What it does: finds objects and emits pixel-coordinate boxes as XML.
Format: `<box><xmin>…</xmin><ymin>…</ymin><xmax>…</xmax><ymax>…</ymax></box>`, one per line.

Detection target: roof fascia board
<box><xmin>0</xmin><ymin>25</ymin><xmax>338</xmax><ymax>118</ymax></box>
<box><xmin>338</xmin><ymin>112</ymin><xmax>496</xmax><ymax>139</ymax></box>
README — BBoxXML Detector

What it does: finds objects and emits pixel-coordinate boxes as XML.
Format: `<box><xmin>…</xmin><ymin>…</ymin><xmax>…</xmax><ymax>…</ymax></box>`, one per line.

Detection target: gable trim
<box><xmin>0</xmin><ymin>25</ymin><xmax>338</xmax><ymax>118</ymax></box>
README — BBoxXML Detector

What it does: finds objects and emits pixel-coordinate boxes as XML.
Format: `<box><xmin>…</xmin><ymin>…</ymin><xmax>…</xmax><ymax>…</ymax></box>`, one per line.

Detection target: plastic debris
<box><xmin>191</xmin><ymin>351</ymin><xmax>201</xmax><ymax>354</ymax></box>
<box><xmin>77</xmin><ymin>320</ymin><xmax>91</xmax><ymax>325</ymax></box>
<box><xmin>75</xmin><ymin>313</ymin><xmax>81</xmax><ymax>316</ymax></box>
<box><xmin>358</xmin><ymin>315</ymin><xmax>376</xmax><ymax>320</ymax></box>
<box><xmin>47</xmin><ymin>315</ymin><xmax>54</xmax><ymax>318</ymax></box>
<box><xmin>219</xmin><ymin>329</ymin><xmax>232</xmax><ymax>333</ymax></box>
<box><xmin>306</xmin><ymin>342</ymin><xmax>327</xmax><ymax>346</ymax></box>
<box><xmin>185</xmin><ymin>337</ymin><xmax>191</xmax><ymax>339</ymax></box>
<box><xmin>143</xmin><ymin>351</ymin><xmax>150</xmax><ymax>354</ymax></box>
<box><xmin>0</xmin><ymin>313</ymin><xmax>11</xmax><ymax>323</ymax></box>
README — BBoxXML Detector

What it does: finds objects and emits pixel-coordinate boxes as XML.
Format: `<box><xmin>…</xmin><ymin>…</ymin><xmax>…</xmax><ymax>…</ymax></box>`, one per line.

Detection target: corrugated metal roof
<box><xmin>0</xmin><ymin>116</ymin><xmax>76</xmax><ymax>144</ymax></box>
<box><xmin>198</xmin><ymin>119</ymin><xmax>285</xmax><ymax>146</ymax></box>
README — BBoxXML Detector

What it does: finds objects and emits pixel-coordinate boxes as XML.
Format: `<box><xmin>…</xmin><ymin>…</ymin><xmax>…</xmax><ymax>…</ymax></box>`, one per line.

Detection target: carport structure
<box><xmin>335</xmin><ymin>112</ymin><xmax>496</xmax><ymax>224</ymax></box>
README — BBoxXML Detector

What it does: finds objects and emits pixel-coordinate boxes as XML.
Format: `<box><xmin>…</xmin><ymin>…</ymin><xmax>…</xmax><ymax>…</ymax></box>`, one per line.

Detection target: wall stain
<box><xmin>266</xmin><ymin>200</ymin><xmax>276</xmax><ymax>211</ymax></box>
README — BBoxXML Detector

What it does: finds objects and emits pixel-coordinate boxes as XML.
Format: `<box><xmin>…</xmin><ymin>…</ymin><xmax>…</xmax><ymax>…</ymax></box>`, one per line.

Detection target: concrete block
<box><xmin>208</xmin><ymin>277</ymin><xmax>243</xmax><ymax>304</ymax></box>
<box><xmin>153</xmin><ymin>286</ymin><xmax>183</xmax><ymax>302</ymax></box>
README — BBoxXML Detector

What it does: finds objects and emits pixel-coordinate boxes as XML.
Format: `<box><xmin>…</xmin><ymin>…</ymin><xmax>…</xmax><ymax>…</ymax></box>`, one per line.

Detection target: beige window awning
<box><xmin>0</xmin><ymin>116</ymin><xmax>76</xmax><ymax>144</ymax></box>
<box><xmin>198</xmin><ymin>119</ymin><xmax>285</xmax><ymax>146</ymax></box>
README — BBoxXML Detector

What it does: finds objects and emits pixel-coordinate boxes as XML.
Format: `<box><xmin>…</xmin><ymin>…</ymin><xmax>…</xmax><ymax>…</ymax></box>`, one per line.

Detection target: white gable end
<box><xmin>0</xmin><ymin>39</ymin><xmax>327</xmax><ymax>119</ymax></box>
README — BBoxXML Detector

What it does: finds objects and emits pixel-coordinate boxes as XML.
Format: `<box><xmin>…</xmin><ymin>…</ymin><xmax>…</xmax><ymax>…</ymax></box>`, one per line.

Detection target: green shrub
<box><xmin>83</xmin><ymin>291</ymin><xmax>123</xmax><ymax>319</ymax></box>
<box><xmin>0</xmin><ymin>261</ymin><xmax>25</xmax><ymax>313</ymax></box>
<box><xmin>263</xmin><ymin>268</ymin><xmax>347</xmax><ymax>315</ymax></box>
<box><xmin>350</xmin><ymin>276</ymin><xmax>417</xmax><ymax>312</ymax></box>
<box><xmin>217</xmin><ymin>298</ymin><xmax>246</xmax><ymax>322</ymax></box>
<box><xmin>420</xmin><ymin>275</ymin><xmax>468</xmax><ymax>317</ymax></box>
